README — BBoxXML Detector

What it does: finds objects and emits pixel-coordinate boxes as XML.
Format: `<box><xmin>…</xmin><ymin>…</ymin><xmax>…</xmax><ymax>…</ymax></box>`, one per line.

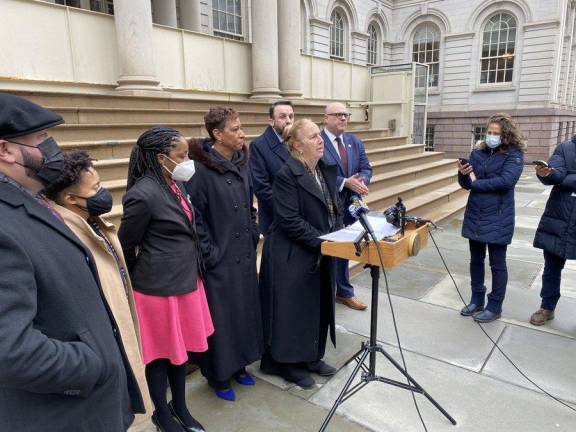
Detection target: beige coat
<box><xmin>53</xmin><ymin>204</ymin><xmax>153</xmax><ymax>426</ymax></box>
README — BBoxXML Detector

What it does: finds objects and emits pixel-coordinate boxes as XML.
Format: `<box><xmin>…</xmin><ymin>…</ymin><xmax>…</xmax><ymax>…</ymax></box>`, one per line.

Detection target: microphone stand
<box><xmin>319</xmin><ymin>211</ymin><xmax>457</xmax><ymax>432</ymax></box>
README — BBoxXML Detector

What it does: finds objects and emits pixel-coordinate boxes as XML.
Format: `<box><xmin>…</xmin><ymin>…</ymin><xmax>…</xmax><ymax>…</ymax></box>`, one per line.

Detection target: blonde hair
<box><xmin>283</xmin><ymin>119</ymin><xmax>315</xmax><ymax>164</ymax></box>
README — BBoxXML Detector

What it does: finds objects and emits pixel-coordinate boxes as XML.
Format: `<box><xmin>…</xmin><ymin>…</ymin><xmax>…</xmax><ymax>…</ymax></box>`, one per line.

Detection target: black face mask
<box><xmin>71</xmin><ymin>187</ymin><xmax>113</xmax><ymax>217</ymax></box>
<box><xmin>9</xmin><ymin>137</ymin><xmax>65</xmax><ymax>185</ymax></box>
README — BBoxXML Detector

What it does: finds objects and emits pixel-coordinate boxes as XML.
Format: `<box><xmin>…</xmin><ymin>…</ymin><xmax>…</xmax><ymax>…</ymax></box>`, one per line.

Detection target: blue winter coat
<box><xmin>533</xmin><ymin>138</ymin><xmax>576</xmax><ymax>259</ymax></box>
<box><xmin>459</xmin><ymin>146</ymin><xmax>524</xmax><ymax>245</ymax></box>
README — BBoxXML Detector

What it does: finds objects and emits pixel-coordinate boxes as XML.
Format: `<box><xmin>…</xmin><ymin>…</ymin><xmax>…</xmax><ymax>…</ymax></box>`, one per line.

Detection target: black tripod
<box><xmin>319</xmin><ymin>247</ymin><xmax>457</xmax><ymax>431</ymax></box>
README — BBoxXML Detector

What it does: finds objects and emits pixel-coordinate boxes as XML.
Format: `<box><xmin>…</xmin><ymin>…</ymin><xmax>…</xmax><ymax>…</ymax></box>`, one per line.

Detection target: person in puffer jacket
<box><xmin>529</xmin><ymin>136</ymin><xmax>576</xmax><ymax>326</ymax></box>
<box><xmin>457</xmin><ymin>113</ymin><xmax>526</xmax><ymax>323</ymax></box>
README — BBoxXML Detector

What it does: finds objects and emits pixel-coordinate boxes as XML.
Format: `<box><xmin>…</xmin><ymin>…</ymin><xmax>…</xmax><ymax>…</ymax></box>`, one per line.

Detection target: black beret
<box><xmin>0</xmin><ymin>92</ymin><xmax>64</xmax><ymax>140</ymax></box>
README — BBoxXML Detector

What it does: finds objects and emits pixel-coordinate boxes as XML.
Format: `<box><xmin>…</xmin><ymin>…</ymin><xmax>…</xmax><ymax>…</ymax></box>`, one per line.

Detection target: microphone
<box><xmin>348</xmin><ymin>195</ymin><xmax>376</xmax><ymax>239</ymax></box>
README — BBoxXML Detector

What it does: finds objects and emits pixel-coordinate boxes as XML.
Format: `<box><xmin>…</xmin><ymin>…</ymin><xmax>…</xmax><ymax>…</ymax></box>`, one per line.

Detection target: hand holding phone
<box><xmin>532</xmin><ymin>160</ymin><xmax>549</xmax><ymax>168</ymax></box>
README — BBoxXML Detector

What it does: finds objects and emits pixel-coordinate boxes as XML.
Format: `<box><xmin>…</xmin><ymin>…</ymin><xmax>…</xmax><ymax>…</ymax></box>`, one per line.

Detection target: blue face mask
<box><xmin>485</xmin><ymin>134</ymin><xmax>501</xmax><ymax>149</ymax></box>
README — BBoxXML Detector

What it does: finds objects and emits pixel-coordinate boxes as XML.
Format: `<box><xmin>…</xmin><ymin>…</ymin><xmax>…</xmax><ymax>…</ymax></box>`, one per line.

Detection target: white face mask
<box><xmin>164</xmin><ymin>157</ymin><xmax>196</xmax><ymax>182</ymax></box>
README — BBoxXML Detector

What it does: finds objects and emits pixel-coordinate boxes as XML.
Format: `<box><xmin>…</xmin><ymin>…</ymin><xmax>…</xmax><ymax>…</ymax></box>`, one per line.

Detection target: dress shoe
<box><xmin>168</xmin><ymin>401</ymin><xmax>206</xmax><ymax>432</ymax></box>
<box><xmin>151</xmin><ymin>411</ymin><xmax>183</xmax><ymax>432</ymax></box>
<box><xmin>234</xmin><ymin>371</ymin><xmax>256</xmax><ymax>386</ymax></box>
<box><xmin>306</xmin><ymin>360</ymin><xmax>337</xmax><ymax>377</ymax></box>
<box><xmin>336</xmin><ymin>296</ymin><xmax>367</xmax><ymax>310</ymax></box>
<box><xmin>213</xmin><ymin>387</ymin><xmax>236</xmax><ymax>401</ymax></box>
<box><xmin>460</xmin><ymin>303</ymin><xmax>483</xmax><ymax>317</ymax></box>
<box><xmin>473</xmin><ymin>310</ymin><xmax>501</xmax><ymax>323</ymax></box>
<box><xmin>278</xmin><ymin>364</ymin><xmax>315</xmax><ymax>389</ymax></box>
<box><xmin>530</xmin><ymin>308</ymin><xmax>555</xmax><ymax>326</ymax></box>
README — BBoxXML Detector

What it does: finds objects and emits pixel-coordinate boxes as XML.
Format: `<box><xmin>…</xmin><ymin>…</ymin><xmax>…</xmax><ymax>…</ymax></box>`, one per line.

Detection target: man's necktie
<box><xmin>335</xmin><ymin>136</ymin><xmax>348</xmax><ymax>175</ymax></box>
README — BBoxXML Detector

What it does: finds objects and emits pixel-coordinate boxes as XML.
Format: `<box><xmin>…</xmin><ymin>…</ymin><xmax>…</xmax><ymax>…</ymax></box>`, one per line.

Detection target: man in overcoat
<box><xmin>321</xmin><ymin>102</ymin><xmax>372</xmax><ymax>311</ymax></box>
<box><xmin>0</xmin><ymin>93</ymin><xmax>143</xmax><ymax>431</ymax></box>
<box><xmin>249</xmin><ymin>100</ymin><xmax>294</xmax><ymax>234</ymax></box>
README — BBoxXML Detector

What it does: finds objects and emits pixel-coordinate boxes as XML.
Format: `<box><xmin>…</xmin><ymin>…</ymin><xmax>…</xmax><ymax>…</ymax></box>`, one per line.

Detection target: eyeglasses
<box><xmin>327</xmin><ymin>112</ymin><xmax>351</xmax><ymax>119</ymax></box>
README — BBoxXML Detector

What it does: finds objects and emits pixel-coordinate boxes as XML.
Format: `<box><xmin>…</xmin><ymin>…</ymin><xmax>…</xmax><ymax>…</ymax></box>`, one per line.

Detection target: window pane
<box><xmin>496</xmin><ymin>70</ymin><xmax>505</xmax><ymax>82</ymax></box>
<box><xmin>505</xmin><ymin>69</ymin><xmax>513</xmax><ymax>82</ymax></box>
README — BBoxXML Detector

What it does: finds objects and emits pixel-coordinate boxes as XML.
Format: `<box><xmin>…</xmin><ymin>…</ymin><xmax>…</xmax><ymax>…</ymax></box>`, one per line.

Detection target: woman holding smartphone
<box><xmin>457</xmin><ymin>113</ymin><xmax>526</xmax><ymax>323</ymax></box>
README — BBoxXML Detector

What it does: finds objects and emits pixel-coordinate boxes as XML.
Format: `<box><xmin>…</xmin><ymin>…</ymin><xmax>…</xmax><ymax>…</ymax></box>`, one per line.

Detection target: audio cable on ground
<box><xmin>428</xmin><ymin>230</ymin><xmax>576</xmax><ymax>415</ymax></box>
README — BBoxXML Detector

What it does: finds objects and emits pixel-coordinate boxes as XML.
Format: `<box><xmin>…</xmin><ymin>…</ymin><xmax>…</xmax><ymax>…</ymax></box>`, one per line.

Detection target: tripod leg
<box><xmin>319</xmin><ymin>348</ymin><xmax>370</xmax><ymax>432</ymax></box>
<box><xmin>376</xmin><ymin>347</ymin><xmax>457</xmax><ymax>425</ymax></box>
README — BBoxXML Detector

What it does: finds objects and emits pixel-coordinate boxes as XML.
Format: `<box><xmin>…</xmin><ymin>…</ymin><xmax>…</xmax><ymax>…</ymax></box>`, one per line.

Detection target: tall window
<box><xmin>425</xmin><ymin>126</ymin><xmax>435</xmax><ymax>151</ymax></box>
<box><xmin>367</xmin><ymin>23</ymin><xmax>378</xmax><ymax>66</ymax></box>
<box><xmin>90</xmin><ymin>0</ymin><xmax>114</xmax><ymax>14</ymax></box>
<box><xmin>412</xmin><ymin>23</ymin><xmax>440</xmax><ymax>87</ymax></box>
<box><xmin>330</xmin><ymin>10</ymin><xmax>345</xmax><ymax>60</ymax></box>
<box><xmin>212</xmin><ymin>0</ymin><xmax>243</xmax><ymax>40</ymax></box>
<box><xmin>473</xmin><ymin>125</ymin><xmax>487</xmax><ymax>146</ymax></box>
<box><xmin>55</xmin><ymin>0</ymin><xmax>80</xmax><ymax>7</ymax></box>
<box><xmin>480</xmin><ymin>13</ymin><xmax>516</xmax><ymax>84</ymax></box>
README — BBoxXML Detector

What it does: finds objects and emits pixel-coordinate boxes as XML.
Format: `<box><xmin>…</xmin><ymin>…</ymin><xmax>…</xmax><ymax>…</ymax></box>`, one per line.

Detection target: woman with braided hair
<box><xmin>119</xmin><ymin>127</ymin><xmax>213</xmax><ymax>432</ymax></box>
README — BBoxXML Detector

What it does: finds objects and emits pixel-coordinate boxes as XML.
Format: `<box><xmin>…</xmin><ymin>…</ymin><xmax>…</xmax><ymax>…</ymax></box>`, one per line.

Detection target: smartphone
<box><xmin>532</xmin><ymin>160</ymin><xmax>549</xmax><ymax>168</ymax></box>
<box><xmin>458</xmin><ymin>158</ymin><xmax>469</xmax><ymax>165</ymax></box>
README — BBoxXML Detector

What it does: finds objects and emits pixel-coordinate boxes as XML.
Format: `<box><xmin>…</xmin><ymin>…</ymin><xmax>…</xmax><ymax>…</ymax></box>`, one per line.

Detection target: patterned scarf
<box><xmin>306</xmin><ymin>164</ymin><xmax>337</xmax><ymax>230</ymax></box>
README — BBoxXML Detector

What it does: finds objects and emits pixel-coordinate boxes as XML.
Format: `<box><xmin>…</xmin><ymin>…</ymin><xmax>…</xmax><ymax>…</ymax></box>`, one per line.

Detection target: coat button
<box><xmin>226</xmin><ymin>179</ymin><xmax>232</xmax><ymax>185</ymax></box>
<box><xmin>85</xmin><ymin>256</ymin><xmax>90</xmax><ymax>263</ymax></box>
<box><xmin>245</xmin><ymin>228</ymin><xmax>249</xmax><ymax>233</ymax></box>
<box><xmin>234</xmin><ymin>204</ymin><xmax>239</xmax><ymax>211</ymax></box>
<box><xmin>235</xmin><ymin>232</ymin><xmax>240</xmax><ymax>238</ymax></box>
<box><xmin>236</xmin><ymin>258</ymin><xmax>241</xmax><ymax>264</ymax></box>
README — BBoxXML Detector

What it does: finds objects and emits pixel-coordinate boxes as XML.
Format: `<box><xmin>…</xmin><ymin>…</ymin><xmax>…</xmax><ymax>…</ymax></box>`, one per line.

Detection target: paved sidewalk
<box><xmin>132</xmin><ymin>168</ymin><xmax>576</xmax><ymax>432</ymax></box>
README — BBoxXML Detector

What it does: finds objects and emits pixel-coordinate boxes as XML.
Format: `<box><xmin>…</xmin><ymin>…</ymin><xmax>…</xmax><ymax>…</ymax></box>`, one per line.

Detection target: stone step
<box><xmin>93</xmin><ymin>158</ymin><xmax>130</xmax><ymax>182</ymax></box>
<box><xmin>51</xmin><ymin>122</ymin><xmax>385</xmax><ymax>143</ymax></box>
<box><xmin>371</xmin><ymin>151</ymin><xmax>445</xmax><ymax>175</ymax></box>
<box><xmin>369</xmin><ymin>159</ymin><xmax>458</xmax><ymax>192</ymax></box>
<box><xmin>365</xmin><ymin>144</ymin><xmax>424</xmax><ymax>163</ymax></box>
<box><xmin>51</xmin><ymin>106</ymin><xmax>370</xmax><ymax>131</ymax></box>
<box><xmin>362</xmin><ymin>135</ymin><xmax>409</xmax><ymax>150</ymax></box>
<box><xmin>12</xmin><ymin>90</ymin><xmax>328</xmax><ymax>113</ymax></box>
<box><xmin>366</xmin><ymin>170</ymin><xmax>460</xmax><ymax>211</ymax></box>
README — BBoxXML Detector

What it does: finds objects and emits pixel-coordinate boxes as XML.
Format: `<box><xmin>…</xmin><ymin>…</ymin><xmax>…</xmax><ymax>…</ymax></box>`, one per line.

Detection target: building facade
<box><xmin>1</xmin><ymin>0</ymin><xmax>575</xmax><ymax>158</ymax></box>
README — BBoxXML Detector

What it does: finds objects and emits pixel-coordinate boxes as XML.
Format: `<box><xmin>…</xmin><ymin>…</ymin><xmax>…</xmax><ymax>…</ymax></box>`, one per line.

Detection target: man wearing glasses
<box><xmin>322</xmin><ymin>102</ymin><xmax>372</xmax><ymax>311</ymax></box>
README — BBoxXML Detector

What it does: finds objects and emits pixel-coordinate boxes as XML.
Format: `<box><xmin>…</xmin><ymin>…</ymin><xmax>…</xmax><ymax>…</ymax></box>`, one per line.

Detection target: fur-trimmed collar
<box><xmin>188</xmin><ymin>138</ymin><xmax>249</xmax><ymax>173</ymax></box>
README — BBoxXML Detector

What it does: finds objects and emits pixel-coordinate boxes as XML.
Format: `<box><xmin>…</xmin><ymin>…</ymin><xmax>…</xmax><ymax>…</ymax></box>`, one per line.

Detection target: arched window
<box><xmin>412</xmin><ymin>23</ymin><xmax>440</xmax><ymax>88</ymax></box>
<box><xmin>480</xmin><ymin>13</ymin><xmax>516</xmax><ymax>84</ymax></box>
<box><xmin>367</xmin><ymin>23</ymin><xmax>378</xmax><ymax>66</ymax></box>
<box><xmin>330</xmin><ymin>10</ymin><xmax>346</xmax><ymax>60</ymax></box>
<box><xmin>212</xmin><ymin>0</ymin><xmax>243</xmax><ymax>40</ymax></box>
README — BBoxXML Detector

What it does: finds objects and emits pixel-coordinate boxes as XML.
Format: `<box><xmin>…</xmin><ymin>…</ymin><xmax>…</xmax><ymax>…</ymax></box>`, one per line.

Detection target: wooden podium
<box><xmin>318</xmin><ymin>223</ymin><xmax>456</xmax><ymax>432</ymax></box>
<box><xmin>321</xmin><ymin>222</ymin><xmax>429</xmax><ymax>268</ymax></box>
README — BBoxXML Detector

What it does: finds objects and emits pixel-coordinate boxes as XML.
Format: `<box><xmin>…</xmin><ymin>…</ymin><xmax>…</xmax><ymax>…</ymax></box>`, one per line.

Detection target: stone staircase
<box><xmin>10</xmin><ymin>91</ymin><xmax>468</xmax><ymax>231</ymax></box>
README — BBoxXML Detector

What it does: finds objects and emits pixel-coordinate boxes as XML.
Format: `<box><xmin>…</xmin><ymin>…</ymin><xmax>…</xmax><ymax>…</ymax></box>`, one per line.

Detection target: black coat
<box><xmin>249</xmin><ymin>126</ymin><xmax>290</xmax><ymax>234</ymax></box>
<box><xmin>186</xmin><ymin>140</ymin><xmax>263</xmax><ymax>382</ymax></box>
<box><xmin>118</xmin><ymin>175</ymin><xmax>201</xmax><ymax>297</ymax></box>
<box><xmin>259</xmin><ymin>157</ymin><xmax>342</xmax><ymax>363</ymax></box>
<box><xmin>0</xmin><ymin>180</ymin><xmax>143</xmax><ymax>432</ymax></box>
<box><xmin>534</xmin><ymin>138</ymin><xmax>576</xmax><ymax>259</ymax></box>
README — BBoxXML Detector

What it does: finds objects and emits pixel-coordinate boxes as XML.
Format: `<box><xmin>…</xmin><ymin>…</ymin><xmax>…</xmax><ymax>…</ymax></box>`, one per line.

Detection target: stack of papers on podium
<box><xmin>319</xmin><ymin>215</ymin><xmax>400</xmax><ymax>242</ymax></box>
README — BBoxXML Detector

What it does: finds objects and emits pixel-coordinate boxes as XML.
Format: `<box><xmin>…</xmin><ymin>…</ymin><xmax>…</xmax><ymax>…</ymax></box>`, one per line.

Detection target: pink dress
<box><xmin>134</xmin><ymin>183</ymin><xmax>214</xmax><ymax>366</ymax></box>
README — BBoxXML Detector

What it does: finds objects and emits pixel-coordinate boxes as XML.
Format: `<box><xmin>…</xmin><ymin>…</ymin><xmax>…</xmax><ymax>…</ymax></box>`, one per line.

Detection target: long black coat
<box><xmin>259</xmin><ymin>157</ymin><xmax>342</xmax><ymax>363</ymax></box>
<box><xmin>534</xmin><ymin>138</ymin><xmax>576</xmax><ymax>259</ymax></box>
<box><xmin>186</xmin><ymin>140</ymin><xmax>263</xmax><ymax>382</ymax></box>
<box><xmin>0</xmin><ymin>180</ymin><xmax>143</xmax><ymax>432</ymax></box>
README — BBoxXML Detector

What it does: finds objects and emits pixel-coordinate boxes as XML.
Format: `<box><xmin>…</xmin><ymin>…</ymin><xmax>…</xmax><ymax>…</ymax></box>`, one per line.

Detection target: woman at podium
<box><xmin>259</xmin><ymin>119</ymin><xmax>343</xmax><ymax>389</ymax></box>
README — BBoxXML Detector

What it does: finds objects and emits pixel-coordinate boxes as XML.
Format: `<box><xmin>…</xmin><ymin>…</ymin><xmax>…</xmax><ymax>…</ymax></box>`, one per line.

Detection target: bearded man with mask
<box><xmin>0</xmin><ymin>93</ymin><xmax>144</xmax><ymax>431</ymax></box>
<box><xmin>44</xmin><ymin>150</ymin><xmax>153</xmax><ymax>427</ymax></box>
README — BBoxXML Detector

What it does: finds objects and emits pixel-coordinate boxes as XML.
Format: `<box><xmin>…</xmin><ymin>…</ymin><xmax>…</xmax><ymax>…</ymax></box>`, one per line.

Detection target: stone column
<box><xmin>251</xmin><ymin>0</ymin><xmax>281</xmax><ymax>99</ymax></box>
<box><xmin>277</xmin><ymin>0</ymin><xmax>302</xmax><ymax>98</ymax></box>
<box><xmin>179</xmin><ymin>0</ymin><xmax>201</xmax><ymax>32</ymax></box>
<box><xmin>113</xmin><ymin>0</ymin><xmax>162</xmax><ymax>93</ymax></box>
<box><xmin>152</xmin><ymin>0</ymin><xmax>178</xmax><ymax>27</ymax></box>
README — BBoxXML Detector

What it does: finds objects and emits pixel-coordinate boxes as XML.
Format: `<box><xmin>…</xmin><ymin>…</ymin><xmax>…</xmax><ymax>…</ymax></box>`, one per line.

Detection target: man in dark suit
<box><xmin>322</xmin><ymin>102</ymin><xmax>372</xmax><ymax>311</ymax></box>
<box><xmin>249</xmin><ymin>100</ymin><xmax>294</xmax><ymax>234</ymax></box>
<box><xmin>0</xmin><ymin>93</ymin><xmax>143</xmax><ymax>431</ymax></box>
